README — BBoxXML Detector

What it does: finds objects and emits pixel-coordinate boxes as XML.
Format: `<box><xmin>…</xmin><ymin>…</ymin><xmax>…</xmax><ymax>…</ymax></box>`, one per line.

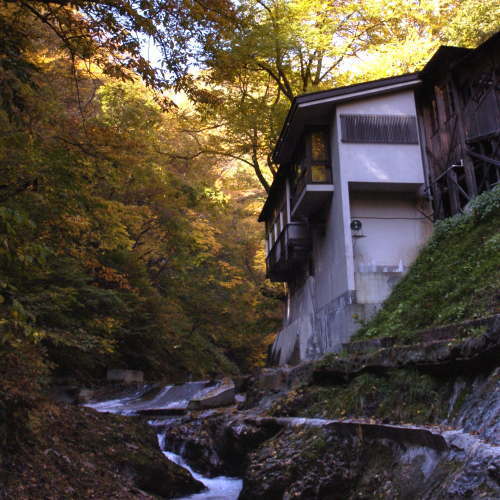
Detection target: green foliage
<box><xmin>443</xmin><ymin>0</ymin><xmax>500</xmax><ymax>47</ymax></box>
<box><xmin>272</xmin><ymin>369</ymin><xmax>456</xmax><ymax>424</ymax></box>
<box><xmin>0</xmin><ymin>14</ymin><xmax>281</xmax><ymax>396</ymax></box>
<box><xmin>355</xmin><ymin>187</ymin><xmax>500</xmax><ymax>340</ymax></box>
<box><xmin>196</xmin><ymin>0</ymin><xmax>499</xmax><ymax>191</ymax></box>
<box><xmin>1</xmin><ymin>0</ymin><xmax>234</xmax><ymax>104</ymax></box>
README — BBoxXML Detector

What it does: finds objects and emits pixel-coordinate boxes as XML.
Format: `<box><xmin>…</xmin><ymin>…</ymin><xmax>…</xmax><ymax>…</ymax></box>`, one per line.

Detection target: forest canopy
<box><xmin>0</xmin><ymin>0</ymin><xmax>498</xmax><ymax>422</ymax></box>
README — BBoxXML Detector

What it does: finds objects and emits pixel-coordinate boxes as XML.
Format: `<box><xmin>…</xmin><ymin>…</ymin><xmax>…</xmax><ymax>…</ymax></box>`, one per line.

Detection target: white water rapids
<box><xmin>163</xmin><ymin>450</ymin><xmax>242</xmax><ymax>500</ymax></box>
<box><xmin>87</xmin><ymin>385</ymin><xmax>243</xmax><ymax>499</ymax></box>
<box><xmin>155</xmin><ymin>429</ymin><xmax>243</xmax><ymax>500</ymax></box>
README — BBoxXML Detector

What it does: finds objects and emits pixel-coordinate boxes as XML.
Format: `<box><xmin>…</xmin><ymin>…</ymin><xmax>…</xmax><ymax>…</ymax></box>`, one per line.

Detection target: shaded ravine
<box><xmin>84</xmin><ymin>320</ymin><xmax>499</xmax><ymax>498</ymax></box>
<box><xmin>87</xmin><ymin>378</ymin><xmax>500</xmax><ymax>499</ymax></box>
<box><xmin>87</xmin><ymin>384</ymin><xmax>244</xmax><ymax>499</ymax></box>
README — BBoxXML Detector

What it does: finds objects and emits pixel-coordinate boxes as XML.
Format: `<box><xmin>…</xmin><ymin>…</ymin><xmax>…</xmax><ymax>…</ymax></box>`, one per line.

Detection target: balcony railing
<box><xmin>266</xmin><ymin>222</ymin><xmax>311</xmax><ymax>282</ymax></box>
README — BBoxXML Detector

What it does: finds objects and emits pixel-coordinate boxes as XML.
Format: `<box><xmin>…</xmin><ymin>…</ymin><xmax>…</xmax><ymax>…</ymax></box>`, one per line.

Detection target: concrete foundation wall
<box><xmin>272</xmin><ymin>291</ymin><xmax>380</xmax><ymax>365</ymax></box>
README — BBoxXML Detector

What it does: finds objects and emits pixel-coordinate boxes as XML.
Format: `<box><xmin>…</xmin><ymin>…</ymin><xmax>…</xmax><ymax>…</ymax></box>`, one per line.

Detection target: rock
<box><xmin>76</xmin><ymin>389</ymin><xmax>94</xmax><ymax>404</ymax></box>
<box><xmin>127</xmin><ymin>455</ymin><xmax>204</xmax><ymax>498</ymax></box>
<box><xmin>187</xmin><ymin>378</ymin><xmax>235</xmax><ymax>410</ymax></box>
<box><xmin>283</xmin><ymin>362</ymin><xmax>314</xmax><ymax>388</ymax></box>
<box><xmin>233</xmin><ymin>374</ymin><xmax>251</xmax><ymax>392</ymax></box>
<box><xmin>48</xmin><ymin>385</ymin><xmax>80</xmax><ymax>404</ymax></box>
<box><xmin>239</xmin><ymin>425</ymin><xmax>362</xmax><ymax>500</ymax></box>
<box><xmin>242</xmin><ymin>364</ymin><xmax>315</xmax><ymax>410</ymax></box>
<box><xmin>161</xmin><ymin>414</ymin><xmax>283</xmax><ymax>477</ymax></box>
<box><xmin>107</xmin><ymin>368</ymin><xmax>144</xmax><ymax>384</ymax></box>
<box><xmin>48</xmin><ymin>386</ymin><xmax>95</xmax><ymax>405</ymax></box>
<box><xmin>313</xmin><ymin>314</ymin><xmax>500</xmax><ymax>384</ymax></box>
<box><xmin>450</xmin><ymin>367</ymin><xmax>500</xmax><ymax>444</ymax></box>
<box><xmin>235</xmin><ymin>393</ymin><xmax>246</xmax><ymax>404</ymax></box>
<box><xmin>239</xmin><ymin>418</ymin><xmax>500</xmax><ymax>499</ymax></box>
<box><xmin>162</xmin><ymin>415</ymin><xmax>227</xmax><ymax>476</ymax></box>
<box><xmin>257</xmin><ymin>368</ymin><xmax>286</xmax><ymax>391</ymax></box>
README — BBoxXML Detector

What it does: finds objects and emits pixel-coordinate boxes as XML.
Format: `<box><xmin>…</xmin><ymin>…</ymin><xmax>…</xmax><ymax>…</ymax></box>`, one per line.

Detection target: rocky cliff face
<box><xmin>155</xmin><ymin>316</ymin><xmax>499</xmax><ymax>499</ymax></box>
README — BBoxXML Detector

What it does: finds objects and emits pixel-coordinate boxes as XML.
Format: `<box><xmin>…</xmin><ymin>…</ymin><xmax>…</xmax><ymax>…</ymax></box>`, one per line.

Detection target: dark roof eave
<box><xmin>272</xmin><ymin>72</ymin><xmax>421</xmax><ymax>165</ymax></box>
<box><xmin>258</xmin><ymin>167</ymin><xmax>287</xmax><ymax>222</ymax></box>
<box><xmin>259</xmin><ymin>73</ymin><xmax>421</xmax><ymax>222</ymax></box>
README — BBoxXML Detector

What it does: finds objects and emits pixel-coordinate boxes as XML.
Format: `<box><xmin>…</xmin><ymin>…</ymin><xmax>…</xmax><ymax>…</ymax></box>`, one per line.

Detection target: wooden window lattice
<box><xmin>340</xmin><ymin>114</ymin><xmax>419</xmax><ymax>144</ymax></box>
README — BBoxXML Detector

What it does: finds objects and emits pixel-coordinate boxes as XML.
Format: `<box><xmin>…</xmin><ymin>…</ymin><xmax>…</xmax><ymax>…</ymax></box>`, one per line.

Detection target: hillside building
<box><xmin>261</xmin><ymin>33</ymin><xmax>499</xmax><ymax>365</ymax></box>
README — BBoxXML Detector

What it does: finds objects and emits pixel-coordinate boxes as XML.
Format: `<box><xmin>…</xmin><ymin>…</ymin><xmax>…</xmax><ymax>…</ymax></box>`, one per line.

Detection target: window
<box><xmin>311</xmin><ymin>164</ymin><xmax>330</xmax><ymax>183</ymax></box>
<box><xmin>340</xmin><ymin>114</ymin><xmax>419</xmax><ymax>144</ymax></box>
<box><xmin>290</xmin><ymin>129</ymin><xmax>331</xmax><ymax>196</ymax></box>
<box><xmin>311</xmin><ymin>131</ymin><xmax>328</xmax><ymax>161</ymax></box>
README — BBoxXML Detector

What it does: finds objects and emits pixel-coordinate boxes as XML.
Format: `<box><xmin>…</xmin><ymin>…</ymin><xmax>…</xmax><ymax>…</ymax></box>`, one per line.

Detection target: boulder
<box><xmin>187</xmin><ymin>378</ymin><xmax>235</xmax><ymax>410</ymax></box>
<box><xmin>162</xmin><ymin>414</ymin><xmax>283</xmax><ymax>477</ymax></box>
<box><xmin>49</xmin><ymin>386</ymin><xmax>94</xmax><ymax>404</ymax></box>
<box><xmin>257</xmin><ymin>368</ymin><xmax>286</xmax><ymax>392</ymax></box>
<box><xmin>106</xmin><ymin>369</ymin><xmax>144</xmax><ymax>384</ymax></box>
<box><xmin>76</xmin><ymin>389</ymin><xmax>94</xmax><ymax>404</ymax></box>
<box><xmin>233</xmin><ymin>374</ymin><xmax>251</xmax><ymax>392</ymax></box>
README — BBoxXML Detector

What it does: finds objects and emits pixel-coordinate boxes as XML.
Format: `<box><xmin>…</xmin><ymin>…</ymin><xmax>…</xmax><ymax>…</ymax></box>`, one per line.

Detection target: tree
<box><xmin>0</xmin><ymin>0</ymin><xmax>234</xmax><ymax>116</ymax></box>
<box><xmin>195</xmin><ymin>0</ymin><xmax>394</xmax><ymax>191</ymax></box>
<box><xmin>192</xmin><ymin>0</ymin><xmax>500</xmax><ymax>191</ymax></box>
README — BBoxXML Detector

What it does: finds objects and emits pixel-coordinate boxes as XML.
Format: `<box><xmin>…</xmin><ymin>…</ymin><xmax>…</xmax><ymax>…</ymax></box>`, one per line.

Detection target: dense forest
<box><xmin>1</xmin><ymin>0</ymin><xmax>498</xmax><ymax>447</ymax></box>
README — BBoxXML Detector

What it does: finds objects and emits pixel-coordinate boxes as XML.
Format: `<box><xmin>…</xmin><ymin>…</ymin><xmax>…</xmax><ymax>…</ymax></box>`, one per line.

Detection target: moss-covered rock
<box><xmin>271</xmin><ymin>369</ymin><xmax>456</xmax><ymax>425</ymax></box>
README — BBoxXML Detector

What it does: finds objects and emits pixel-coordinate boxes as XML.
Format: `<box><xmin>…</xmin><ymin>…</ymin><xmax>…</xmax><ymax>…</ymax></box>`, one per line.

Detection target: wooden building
<box><xmin>417</xmin><ymin>32</ymin><xmax>500</xmax><ymax>218</ymax></box>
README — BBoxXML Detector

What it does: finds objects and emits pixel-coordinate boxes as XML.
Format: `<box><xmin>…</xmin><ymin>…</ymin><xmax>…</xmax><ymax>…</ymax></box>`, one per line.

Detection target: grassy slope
<box><xmin>355</xmin><ymin>187</ymin><xmax>500</xmax><ymax>341</ymax></box>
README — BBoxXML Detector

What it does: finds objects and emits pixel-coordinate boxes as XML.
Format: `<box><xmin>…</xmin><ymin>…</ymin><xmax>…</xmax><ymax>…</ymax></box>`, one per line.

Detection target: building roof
<box><xmin>419</xmin><ymin>46</ymin><xmax>472</xmax><ymax>81</ymax></box>
<box><xmin>260</xmin><ymin>31</ymin><xmax>500</xmax><ymax>222</ymax></box>
<box><xmin>259</xmin><ymin>73</ymin><xmax>421</xmax><ymax>221</ymax></box>
<box><xmin>272</xmin><ymin>72</ymin><xmax>421</xmax><ymax>165</ymax></box>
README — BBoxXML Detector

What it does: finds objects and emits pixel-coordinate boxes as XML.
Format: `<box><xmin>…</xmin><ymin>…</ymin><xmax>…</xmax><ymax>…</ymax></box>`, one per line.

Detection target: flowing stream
<box><xmin>155</xmin><ymin>426</ymin><xmax>243</xmax><ymax>500</ymax></box>
<box><xmin>87</xmin><ymin>385</ymin><xmax>243</xmax><ymax>500</ymax></box>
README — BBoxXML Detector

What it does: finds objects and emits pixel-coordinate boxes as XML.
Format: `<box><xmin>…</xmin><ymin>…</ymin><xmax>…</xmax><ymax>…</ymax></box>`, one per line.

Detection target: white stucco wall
<box><xmin>350</xmin><ymin>191</ymin><xmax>431</xmax><ymax>267</ymax></box>
<box><xmin>337</xmin><ymin>90</ymin><xmax>425</xmax><ymax>185</ymax></box>
<box><xmin>312</xmin><ymin>114</ymin><xmax>354</xmax><ymax>310</ymax></box>
<box><xmin>286</xmin><ymin>113</ymin><xmax>355</xmax><ymax>333</ymax></box>
<box><xmin>349</xmin><ymin>190</ymin><xmax>432</xmax><ymax>304</ymax></box>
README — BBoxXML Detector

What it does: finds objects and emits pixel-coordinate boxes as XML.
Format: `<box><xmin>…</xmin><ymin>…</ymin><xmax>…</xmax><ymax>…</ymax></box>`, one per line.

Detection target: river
<box><xmin>87</xmin><ymin>385</ymin><xmax>244</xmax><ymax>500</ymax></box>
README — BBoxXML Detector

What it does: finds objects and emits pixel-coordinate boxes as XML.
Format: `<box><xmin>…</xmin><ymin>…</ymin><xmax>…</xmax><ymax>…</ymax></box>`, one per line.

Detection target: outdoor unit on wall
<box><xmin>340</xmin><ymin>114</ymin><xmax>419</xmax><ymax>144</ymax></box>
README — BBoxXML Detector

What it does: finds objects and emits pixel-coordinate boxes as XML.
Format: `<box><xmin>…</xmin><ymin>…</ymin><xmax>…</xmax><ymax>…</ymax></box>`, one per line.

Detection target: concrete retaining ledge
<box><xmin>254</xmin><ymin>316</ymin><xmax>500</xmax><ymax>395</ymax></box>
<box><xmin>245</xmin><ymin>416</ymin><xmax>448</xmax><ymax>452</ymax></box>
<box><xmin>342</xmin><ymin>315</ymin><xmax>499</xmax><ymax>355</ymax></box>
<box><xmin>314</xmin><ymin>314</ymin><xmax>500</xmax><ymax>383</ymax></box>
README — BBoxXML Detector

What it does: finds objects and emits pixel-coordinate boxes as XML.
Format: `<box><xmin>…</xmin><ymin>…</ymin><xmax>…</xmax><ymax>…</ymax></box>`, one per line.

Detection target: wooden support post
<box><xmin>449</xmin><ymin>78</ymin><xmax>478</xmax><ymax>199</ymax></box>
<box><xmin>447</xmin><ymin>169</ymin><xmax>461</xmax><ymax>214</ymax></box>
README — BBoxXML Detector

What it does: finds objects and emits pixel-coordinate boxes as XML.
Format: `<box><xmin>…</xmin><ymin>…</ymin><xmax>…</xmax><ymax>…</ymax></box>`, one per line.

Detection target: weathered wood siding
<box><xmin>418</xmin><ymin>34</ymin><xmax>500</xmax><ymax>219</ymax></box>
